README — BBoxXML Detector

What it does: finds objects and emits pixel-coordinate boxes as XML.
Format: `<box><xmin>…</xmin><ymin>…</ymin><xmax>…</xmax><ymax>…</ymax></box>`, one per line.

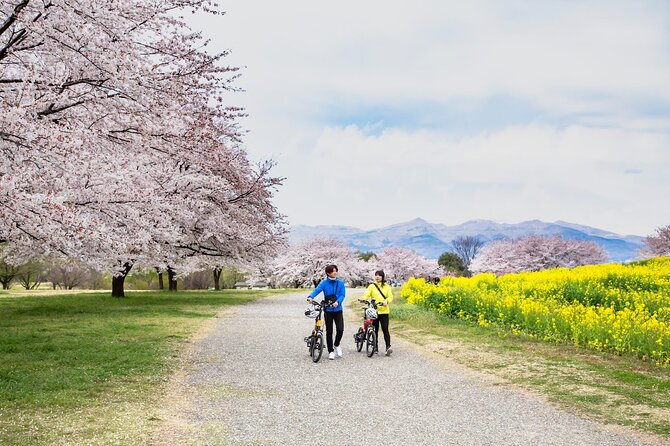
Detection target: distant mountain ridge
<box><xmin>289</xmin><ymin>218</ymin><xmax>645</xmax><ymax>262</ymax></box>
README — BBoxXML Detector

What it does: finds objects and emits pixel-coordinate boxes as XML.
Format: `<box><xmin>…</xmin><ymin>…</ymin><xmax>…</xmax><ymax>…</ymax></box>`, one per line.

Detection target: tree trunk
<box><xmin>112</xmin><ymin>263</ymin><xmax>133</xmax><ymax>298</ymax></box>
<box><xmin>167</xmin><ymin>266</ymin><xmax>178</xmax><ymax>291</ymax></box>
<box><xmin>213</xmin><ymin>267</ymin><xmax>222</xmax><ymax>291</ymax></box>
<box><xmin>156</xmin><ymin>267</ymin><xmax>164</xmax><ymax>290</ymax></box>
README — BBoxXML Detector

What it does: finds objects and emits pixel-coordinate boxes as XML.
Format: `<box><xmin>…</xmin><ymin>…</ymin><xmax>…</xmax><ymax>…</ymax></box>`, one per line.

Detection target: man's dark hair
<box><xmin>325</xmin><ymin>264</ymin><xmax>338</xmax><ymax>274</ymax></box>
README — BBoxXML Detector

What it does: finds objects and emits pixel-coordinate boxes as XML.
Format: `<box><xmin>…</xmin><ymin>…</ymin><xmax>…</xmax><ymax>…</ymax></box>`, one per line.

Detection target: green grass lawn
<box><xmin>0</xmin><ymin>289</ymin><xmax>289</xmax><ymax>445</ymax></box>
<box><xmin>390</xmin><ymin>291</ymin><xmax>670</xmax><ymax>438</ymax></box>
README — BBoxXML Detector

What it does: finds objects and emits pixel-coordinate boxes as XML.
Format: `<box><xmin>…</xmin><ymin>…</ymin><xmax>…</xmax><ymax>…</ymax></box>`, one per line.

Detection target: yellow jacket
<box><xmin>362</xmin><ymin>282</ymin><xmax>393</xmax><ymax>314</ymax></box>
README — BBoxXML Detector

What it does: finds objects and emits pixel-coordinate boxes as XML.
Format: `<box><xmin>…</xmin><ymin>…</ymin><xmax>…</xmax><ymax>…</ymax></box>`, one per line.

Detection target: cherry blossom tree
<box><xmin>470</xmin><ymin>235</ymin><xmax>607</xmax><ymax>275</ymax></box>
<box><xmin>43</xmin><ymin>257</ymin><xmax>90</xmax><ymax>289</ymax></box>
<box><xmin>148</xmin><ymin>152</ymin><xmax>286</xmax><ymax>293</ymax></box>
<box><xmin>1</xmin><ymin>1</ymin><xmax>286</xmax><ymax>296</ymax></box>
<box><xmin>641</xmin><ymin>225</ymin><xmax>670</xmax><ymax>258</ymax></box>
<box><xmin>272</xmin><ymin>238</ymin><xmax>367</xmax><ymax>288</ymax></box>
<box><xmin>374</xmin><ymin>247</ymin><xmax>441</xmax><ymax>282</ymax></box>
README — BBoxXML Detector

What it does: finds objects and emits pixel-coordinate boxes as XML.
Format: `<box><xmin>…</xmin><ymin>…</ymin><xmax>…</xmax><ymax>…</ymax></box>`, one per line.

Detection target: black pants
<box><xmin>374</xmin><ymin>313</ymin><xmax>391</xmax><ymax>350</ymax></box>
<box><xmin>324</xmin><ymin>310</ymin><xmax>344</xmax><ymax>353</ymax></box>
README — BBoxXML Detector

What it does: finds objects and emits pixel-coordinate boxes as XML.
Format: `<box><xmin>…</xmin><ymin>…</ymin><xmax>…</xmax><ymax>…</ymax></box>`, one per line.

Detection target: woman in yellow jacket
<box><xmin>359</xmin><ymin>270</ymin><xmax>394</xmax><ymax>355</ymax></box>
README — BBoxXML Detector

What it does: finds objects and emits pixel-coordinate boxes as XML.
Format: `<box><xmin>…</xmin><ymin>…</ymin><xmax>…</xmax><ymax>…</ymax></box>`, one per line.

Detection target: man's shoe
<box><xmin>335</xmin><ymin>346</ymin><xmax>343</xmax><ymax>357</ymax></box>
<box><xmin>385</xmin><ymin>347</ymin><xmax>393</xmax><ymax>356</ymax></box>
<box><xmin>328</xmin><ymin>352</ymin><xmax>335</xmax><ymax>360</ymax></box>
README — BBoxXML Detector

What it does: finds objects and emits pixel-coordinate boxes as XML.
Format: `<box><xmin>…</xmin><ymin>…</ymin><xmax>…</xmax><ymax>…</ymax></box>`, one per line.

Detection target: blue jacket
<box><xmin>308</xmin><ymin>277</ymin><xmax>346</xmax><ymax>312</ymax></box>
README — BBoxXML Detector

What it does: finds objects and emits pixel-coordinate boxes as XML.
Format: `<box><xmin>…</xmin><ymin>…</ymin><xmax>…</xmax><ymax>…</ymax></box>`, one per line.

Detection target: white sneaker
<box><xmin>328</xmin><ymin>352</ymin><xmax>335</xmax><ymax>360</ymax></box>
<box><xmin>335</xmin><ymin>346</ymin><xmax>343</xmax><ymax>357</ymax></box>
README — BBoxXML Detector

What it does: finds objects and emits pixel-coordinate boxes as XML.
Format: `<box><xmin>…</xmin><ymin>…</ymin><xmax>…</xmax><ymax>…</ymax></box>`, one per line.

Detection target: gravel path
<box><xmin>151</xmin><ymin>290</ymin><xmax>662</xmax><ymax>446</ymax></box>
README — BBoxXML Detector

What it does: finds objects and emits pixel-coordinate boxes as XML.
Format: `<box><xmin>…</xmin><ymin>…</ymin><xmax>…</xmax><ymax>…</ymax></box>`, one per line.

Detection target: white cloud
<box><xmin>186</xmin><ymin>1</ymin><xmax>670</xmax><ymax>235</ymax></box>
<box><xmin>276</xmin><ymin>124</ymin><xmax>670</xmax><ymax>235</ymax></box>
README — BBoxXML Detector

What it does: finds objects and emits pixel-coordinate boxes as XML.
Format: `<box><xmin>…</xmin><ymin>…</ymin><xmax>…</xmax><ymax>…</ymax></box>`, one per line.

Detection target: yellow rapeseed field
<box><xmin>401</xmin><ymin>257</ymin><xmax>670</xmax><ymax>366</ymax></box>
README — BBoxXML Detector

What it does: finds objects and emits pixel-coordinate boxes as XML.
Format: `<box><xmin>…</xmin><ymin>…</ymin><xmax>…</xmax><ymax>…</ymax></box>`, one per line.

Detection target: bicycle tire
<box><xmin>355</xmin><ymin>328</ymin><xmax>364</xmax><ymax>352</ymax></box>
<box><xmin>311</xmin><ymin>331</ymin><xmax>324</xmax><ymax>363</ymax></box>
<box><xmin>366</xmin><ymin>328</ymin><xmax>376</xmax><ymax>358</ymax></box>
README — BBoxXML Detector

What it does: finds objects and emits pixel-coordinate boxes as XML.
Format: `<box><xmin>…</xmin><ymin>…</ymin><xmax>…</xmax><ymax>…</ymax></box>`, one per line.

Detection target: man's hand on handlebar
<box><xmin>331</xmin><ymin>301</ymin><xmax>339</xmax><ymax>308</ymax></box>
<box><xmin>306</xmin><ymin>297</ymin><xmax>313</xmax><ymax>303</ymax></box>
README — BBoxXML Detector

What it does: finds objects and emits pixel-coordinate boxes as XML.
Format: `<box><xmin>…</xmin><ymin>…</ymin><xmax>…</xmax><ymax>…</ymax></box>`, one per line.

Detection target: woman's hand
<box><xmin>331</xmin><ymin>301</ymin><xmax>339</xmax><ymax>308</ymax></box>
<box><xmin>306</xmin><ymin>297</ymin><xmax>313</xmax><ymax>303</ymax></box>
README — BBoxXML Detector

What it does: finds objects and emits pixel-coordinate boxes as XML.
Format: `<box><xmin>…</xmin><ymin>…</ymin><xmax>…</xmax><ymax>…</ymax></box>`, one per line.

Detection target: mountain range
<box><xmin>289</xmin><ymin>218</ymin><xmax>645</xmax><ymax>263</ymax></box>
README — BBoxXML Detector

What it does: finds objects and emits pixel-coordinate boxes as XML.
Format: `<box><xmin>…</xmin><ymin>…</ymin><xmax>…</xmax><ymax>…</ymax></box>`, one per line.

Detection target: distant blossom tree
<box><xmin>272</xmin><ymin>238</ymin><xmax>367</xmax><ymax>288</ymax></box>
<box><xmin>44</xmin><ymin>257</ymin><xmax>92</xmax><ymax>290</ymax></box>
<box><xmin>374</xmin><ymin>247</ymin><xmax>441</xmax><ymax>282</ymax></box>
<box><xmin>641</xmin><ymin>225</ymin><xmax>670</xmax><ymax>257</ymax></box>
<box><xmin>470</xmin><ymin>235</ymin><xmax>607</xmax><ymax>275</ymax></box>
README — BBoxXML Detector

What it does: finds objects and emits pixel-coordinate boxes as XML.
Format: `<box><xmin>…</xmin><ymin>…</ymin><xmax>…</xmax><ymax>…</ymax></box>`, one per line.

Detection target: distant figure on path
<box><xmin>307</xmin><ymin>264</ymin><xmax>346</xmax><ymax>360</ymax></box>
<box><xmin>359</xmin><ymin>270</ymin><xmax>394</xmax><ymax>356</ymax></box>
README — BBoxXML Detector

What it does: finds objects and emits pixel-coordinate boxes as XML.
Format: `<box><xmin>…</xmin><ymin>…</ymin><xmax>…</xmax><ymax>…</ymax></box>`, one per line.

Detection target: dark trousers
<box><xmin>324</xmin><ymin>310</ymin><xmax>344</xmax><ymax>353</ymax></box>
<box><xmin>374</xmin><ymin>313</ymin><xmax>391</xmax><ymax>350</ymax></box>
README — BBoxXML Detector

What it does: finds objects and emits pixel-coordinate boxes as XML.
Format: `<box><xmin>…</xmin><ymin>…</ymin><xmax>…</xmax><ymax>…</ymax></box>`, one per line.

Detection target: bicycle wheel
<box><xmin>311</xmin><ymin>331</ymin><xmax>324</xmax><ymax>363</ymax></box>
<box><xmin>355</xmin><ymin>328</ymin><xmax>364</xmax><ymax>352</ymax></box>
<box><xmin>365</xmin><ymin>328</ymin><xmax>377</xmax><ymax>358</ymax></box>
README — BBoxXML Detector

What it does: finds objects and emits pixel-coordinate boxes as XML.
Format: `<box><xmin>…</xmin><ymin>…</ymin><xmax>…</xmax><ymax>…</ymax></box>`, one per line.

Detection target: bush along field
<box><xmin>401</xmin><ymin>257</ymin><xmax>670</xmax><ymax>366</ymax></box>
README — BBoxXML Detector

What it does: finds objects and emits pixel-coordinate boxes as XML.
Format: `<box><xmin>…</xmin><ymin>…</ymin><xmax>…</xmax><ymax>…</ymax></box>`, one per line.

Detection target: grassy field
<box><xmin>0</xmin><ymin>289</ymin><xmax>289</xmax><ymax>445</ymax></box>
<box><xmin>390</xmin><ymin>291</ymin><xmax>670</xmax><ymax>438</ymax></box>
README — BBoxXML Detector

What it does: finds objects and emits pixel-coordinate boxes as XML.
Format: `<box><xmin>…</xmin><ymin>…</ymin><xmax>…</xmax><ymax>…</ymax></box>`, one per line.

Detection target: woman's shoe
<box><xmin>385</xmin><ymin>347</ymin><xmax>393</xmax><ymax>356</ymax></box>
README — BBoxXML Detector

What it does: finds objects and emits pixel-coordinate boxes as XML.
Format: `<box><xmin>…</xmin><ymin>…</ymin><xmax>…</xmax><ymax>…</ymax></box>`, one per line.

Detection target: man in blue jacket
<box><xmin>307</xmin><ymin>264</ymin><xmax>346</xmax><ymax>360</ymax></box>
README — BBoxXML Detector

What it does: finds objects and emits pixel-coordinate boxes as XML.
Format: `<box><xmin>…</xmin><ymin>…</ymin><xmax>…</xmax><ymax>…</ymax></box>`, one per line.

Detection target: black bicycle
<box><xmin>304</xmin><ymin>300</ymin><xmax>331</xmax><ymax>363</ymax></box>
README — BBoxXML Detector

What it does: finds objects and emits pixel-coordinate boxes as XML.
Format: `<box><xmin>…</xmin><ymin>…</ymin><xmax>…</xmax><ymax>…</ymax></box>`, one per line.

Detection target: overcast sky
<box><xmin>189</xmin><ymin>1</ymin><xmax>670</xmax><ymax>236</ymax></box>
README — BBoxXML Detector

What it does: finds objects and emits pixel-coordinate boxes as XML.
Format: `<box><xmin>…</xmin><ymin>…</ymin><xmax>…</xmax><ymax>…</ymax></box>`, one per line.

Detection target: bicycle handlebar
<box><xmin>308</xmin><ymin>299</ymin><xmax>334</xmax><ymax>308</ymax></box>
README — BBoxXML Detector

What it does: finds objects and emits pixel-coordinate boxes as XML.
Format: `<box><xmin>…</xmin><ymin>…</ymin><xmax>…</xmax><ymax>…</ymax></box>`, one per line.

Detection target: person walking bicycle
<box><xmin>307</xmin><ymin>264</ymin><xmax>346</xmax><ymax>360</ymax></box>
<box><xmin>358</xmin><ymin>270</ymin><xmax>393</xmax><ymax>355</ymax></box>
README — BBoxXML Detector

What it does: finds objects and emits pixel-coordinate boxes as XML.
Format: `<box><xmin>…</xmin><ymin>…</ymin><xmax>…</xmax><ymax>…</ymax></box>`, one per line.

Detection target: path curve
<box><xmin>151</xmin><ymin>291</ymin><xmax>661</xmax><ymax>446</ymax></box>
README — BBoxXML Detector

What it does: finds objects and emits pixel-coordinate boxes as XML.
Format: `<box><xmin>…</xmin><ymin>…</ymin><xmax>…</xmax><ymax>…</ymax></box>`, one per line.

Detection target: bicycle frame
<box><xmin>354</xmin><ymin>300</ymin><xmax>378</xmax><ymax>357</ymax></box>
<box><xmin>304</xmin><ymin>300</ymin><xmax>329</xmax><ymax>363</ymax></box>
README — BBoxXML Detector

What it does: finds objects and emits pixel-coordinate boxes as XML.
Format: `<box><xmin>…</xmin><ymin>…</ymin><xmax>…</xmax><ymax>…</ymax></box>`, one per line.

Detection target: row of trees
<box><xmin>3</xmin><ymin>224</ymin><xmax>667</xmax><ymax>291</ymax></box>
<box><xmin>263</xmin><ymin>226</ymin><xmax>670</xmax><ymax>286</ymax></box>
<box><xmin>0</xmin><ymin>253</ymin><xmax>110</xmax><ymax>290</ymax></box>
<box><xmin>438</xmin><ymin>225</ymin><xmax>670</xmax><ymax>277</ymax></box>
<box><xmin>265</xmin><ymin>232</ymin><xmax>611</xmax><ymax>287</ymax></box>
<box><xmin>268</xmin><ymin>238</ymin><xmax>441</xmax><ymax>288</ymax></box>
<box><xmin>0</xmin><ymin>250</ymin><xmax>248</xmax><ymax>291</ymax></box>
<box><xmin>1</xmin><ymin>1</ymin><xmax>286</xmax><ymax>296</ymax></box>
